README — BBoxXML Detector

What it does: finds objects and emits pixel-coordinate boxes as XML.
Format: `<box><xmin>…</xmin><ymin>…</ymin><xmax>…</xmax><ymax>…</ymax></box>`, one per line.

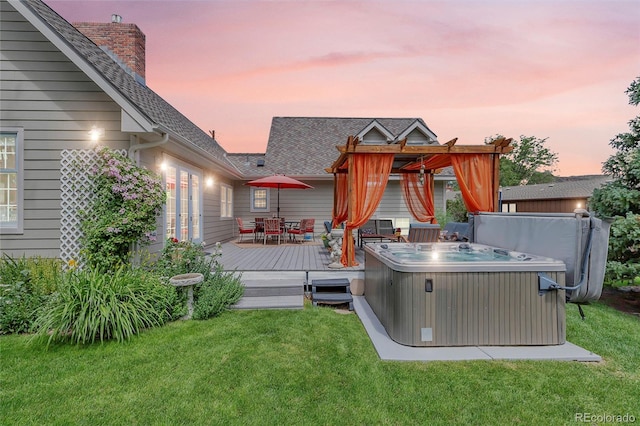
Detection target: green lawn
<box><xmin>1</xmin><ymin>302</ymin><xmax>638</xmax><ymax>425</ymax></box>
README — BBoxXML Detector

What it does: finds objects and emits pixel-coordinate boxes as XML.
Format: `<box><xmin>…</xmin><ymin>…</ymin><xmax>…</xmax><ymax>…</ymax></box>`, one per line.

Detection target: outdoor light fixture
<box><xmin>159</xmin><ymin>161</ymin><xmax>168</xmax><ymax>171</ymax></box>
<box><xmin>419</xmin><ymin>156</ymin><xmax>425</xmax><ymax>186</ymax></box>
<box><xmin>206</xmin><ymin>177</ymin><xmax>214</xmax><ymax>187</ymax></box>
<box><xmin>88</xmin><ymin>125</ymin><xmax>105</xmax><ymax>142</ymax></box>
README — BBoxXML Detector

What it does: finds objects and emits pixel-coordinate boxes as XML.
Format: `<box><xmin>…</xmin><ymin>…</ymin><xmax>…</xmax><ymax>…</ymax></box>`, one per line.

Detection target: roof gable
<box><xmin>356</xmin><ymin>120</ymin><xmax>395</xmax><ymax>144</ymax></box>
<box><xmin>397</xmin><ymin>119</ymin><xmax>438</xmax><ymax>145</ymax></box>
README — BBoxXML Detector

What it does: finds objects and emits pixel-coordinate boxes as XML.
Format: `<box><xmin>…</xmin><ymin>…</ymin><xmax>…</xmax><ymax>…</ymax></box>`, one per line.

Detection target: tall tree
<box><xmin>485</xmin><ymin>135</ymin><xmax>558</xmax><ymax>186</ymax></box>
<box><xmin>590</xmin><ymin>76</ymin><xmax>640</xmax><ymax>283</ymax></box>
<box><xmin>591</xmin><ymin>76</ymin><xmax>640</xmax><ymax>218</ymax></box>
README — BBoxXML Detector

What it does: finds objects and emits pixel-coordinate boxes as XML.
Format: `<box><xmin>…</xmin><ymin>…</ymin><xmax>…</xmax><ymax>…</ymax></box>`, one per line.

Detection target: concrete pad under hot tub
<box><xmin>353</xmin><ymin>296</ymin><xmax>601</xmax><ymax>362</ymax></box>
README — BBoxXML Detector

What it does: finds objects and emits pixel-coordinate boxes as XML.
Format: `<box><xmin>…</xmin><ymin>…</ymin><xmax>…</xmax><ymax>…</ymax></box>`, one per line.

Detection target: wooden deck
<box><xmin>218</xmin><ymin>240</ymin><xmax>365</xmax><ymax>272</ymax></box>
<box><xmin>216</xmin><ymin>240</ymin><xmax>365</xmax><ymax>309</ymax></box>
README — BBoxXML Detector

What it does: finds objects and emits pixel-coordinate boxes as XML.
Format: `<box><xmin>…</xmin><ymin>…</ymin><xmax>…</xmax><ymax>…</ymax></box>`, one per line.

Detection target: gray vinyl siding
<box><xmin>205</xmin><ymin>176</ymin><xmax>236</xmax><ymax>244</ymax></box>
<box><xmin>374</xmin><ymin>180</ymin><xmax>446</xmax><ymax>225</ymax></box>
<box><xmin>233</xmin><ymin>180</ymin><xmax>334</xmax><ymax>238</ymax></box>
<box><xmin>0</xmin><ymin>3</ymin><xmax>129</xmax><ymax>257</ymax></box>
<box><xmin>233</xmin><ymin>179</ymin><xmax>447</xmax><ymax>237</ymax></box>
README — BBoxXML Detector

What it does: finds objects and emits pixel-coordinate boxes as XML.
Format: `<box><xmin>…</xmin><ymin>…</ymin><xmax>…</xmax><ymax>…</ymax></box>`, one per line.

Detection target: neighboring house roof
<box><xmin>15</xmin><ymin>0</ymin><xmax>239</xmax><ymax>175</ymax></box>
<box><xmin>500</xmin><ymin>176</ymin><xmax>612</xmax><ymax>201</ymax></box>
<box><xmin>227</xmin><ymin>117</ymin><xmax>439</xmax><ymax>178</ymax></box>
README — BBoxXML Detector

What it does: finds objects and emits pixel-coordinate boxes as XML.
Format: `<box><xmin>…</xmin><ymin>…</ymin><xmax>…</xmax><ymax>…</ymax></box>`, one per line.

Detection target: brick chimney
<box><xmin>74</xmin><ymin>15</ymin><xmax>146</xmax><ymax>85</ymax></box>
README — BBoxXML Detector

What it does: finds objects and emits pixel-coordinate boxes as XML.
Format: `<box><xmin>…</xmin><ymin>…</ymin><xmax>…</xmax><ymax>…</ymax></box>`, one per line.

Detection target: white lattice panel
<box><xmin>59</xmin><ymin>149</ymin><xmax>126</xmax><ymax>266</ymax></box>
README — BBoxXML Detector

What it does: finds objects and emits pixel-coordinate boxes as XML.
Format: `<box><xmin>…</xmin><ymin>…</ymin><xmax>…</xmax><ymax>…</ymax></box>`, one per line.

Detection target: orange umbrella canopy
<box><xmin>246</xmin><ymin>175</ymin><xmax>313</xmax><ymax>216</ymax></box>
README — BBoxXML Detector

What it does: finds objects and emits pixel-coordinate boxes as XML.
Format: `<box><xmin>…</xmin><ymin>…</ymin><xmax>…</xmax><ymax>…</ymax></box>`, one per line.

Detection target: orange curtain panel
<box><xmin>451</xmin><ymin>154</ymin><xmax>494</xmax><ymax>213</ymax></box>
<box><xmin>400</xmin><ymin>172</ymin><xmax>437</xmax><ymax>223</ymax></box>
<box><xmin>332</xmin><ymin>172</ymin><xmax>348</xmax><ymax>228</ymax></box>
<box><xmin>341</xmin><ymin>153</ymin><xmax>394</xmax><ymax>267</ymax></box>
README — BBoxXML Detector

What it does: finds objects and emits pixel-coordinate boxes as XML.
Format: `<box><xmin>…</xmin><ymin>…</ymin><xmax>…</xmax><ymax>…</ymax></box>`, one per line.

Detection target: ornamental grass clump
<box><xmin>32</xmin><ymin>267</ymin><xmax>174</xmax><ymax>346</ymax></box>
<box><xmin>80</xmin><ymin>147</ymin><xmax>165</xmax><ymax>270</ymax></box>
<box><xmin>192</xmin><ymin>270</ymin><xmax>244</xmax><ymax>320</ymax></box>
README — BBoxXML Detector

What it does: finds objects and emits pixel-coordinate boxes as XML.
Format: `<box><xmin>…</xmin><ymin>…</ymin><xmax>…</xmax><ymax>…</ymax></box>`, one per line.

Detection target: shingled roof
<box><xmin>226</xmin><ymin>117</ymin><xmax>440</xmax><ymax>178</ymax></box>
<box><xmin>19</xmin><ymin>0</ymin><xmax>235</xmax><ymax>171</ymax></box>
<box><xmin>500</xmin><ymin>176</ymin><xmax>612</xmax><ymax>201</ymax></box>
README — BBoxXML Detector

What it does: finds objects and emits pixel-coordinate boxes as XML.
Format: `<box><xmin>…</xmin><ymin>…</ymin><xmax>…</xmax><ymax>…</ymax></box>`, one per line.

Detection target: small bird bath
<box><xmin>169</xmin><ymin>273</ymin><xmax>203</xmax><ymax>320</ymax></box>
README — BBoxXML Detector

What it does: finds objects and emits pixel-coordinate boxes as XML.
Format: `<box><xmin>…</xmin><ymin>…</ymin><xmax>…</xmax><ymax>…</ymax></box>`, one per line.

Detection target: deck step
<box><xmin>233</xmin><ymin>279</ymin><xmax>304</xmax><ymax>310</ymax></box>
<box><xmin>233</xmin><ymin>295</ymin><xmax>303</xmax><ymax>310</ymax></box>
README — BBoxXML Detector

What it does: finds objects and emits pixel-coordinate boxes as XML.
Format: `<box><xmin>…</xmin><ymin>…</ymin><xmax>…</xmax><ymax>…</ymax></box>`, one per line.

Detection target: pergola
<box><xmin>325</xmin><ymin>136</ymin><xmax>513</xmax><ymax>267</ymax></box>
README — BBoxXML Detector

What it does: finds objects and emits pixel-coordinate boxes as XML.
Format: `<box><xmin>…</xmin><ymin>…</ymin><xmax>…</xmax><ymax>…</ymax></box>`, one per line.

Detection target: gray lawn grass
<box><xmin>1</xmin><ymin>302</ymin><xmax>638</xmax><ymax>425</ymax></box>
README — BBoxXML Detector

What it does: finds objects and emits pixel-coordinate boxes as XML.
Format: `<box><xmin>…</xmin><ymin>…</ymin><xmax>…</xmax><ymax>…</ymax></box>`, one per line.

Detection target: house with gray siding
<box><xmin>228</xmin><ymin>117</ymin><xmax>451</xmax><ymax>234</ymax></box>
<box><xmin>0</xmin><ymin>0</ymin><xmax>452</xmax><ymax>260</ymax></box>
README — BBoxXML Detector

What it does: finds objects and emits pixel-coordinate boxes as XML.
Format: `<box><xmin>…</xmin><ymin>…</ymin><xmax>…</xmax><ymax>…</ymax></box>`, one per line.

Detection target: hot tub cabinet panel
<box><xmin>365</xmin><ymin>247</ymin><xmax>566</xmax><ymax>347</ymax></box>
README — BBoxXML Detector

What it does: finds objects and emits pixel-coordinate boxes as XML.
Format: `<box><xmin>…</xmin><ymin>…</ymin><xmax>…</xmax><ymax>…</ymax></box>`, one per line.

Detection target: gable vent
<box><xmin>257</xmin><ymin>159</ymin><xmax>265</xmax><ymax>167</ymax></box>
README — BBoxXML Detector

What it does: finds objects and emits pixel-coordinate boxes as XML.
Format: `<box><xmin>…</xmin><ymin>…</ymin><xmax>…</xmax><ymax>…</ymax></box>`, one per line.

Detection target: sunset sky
<box><xmin>47</xmin><ymin>0</ymin><xmax>639</xmax><ymax>176</ymax></box>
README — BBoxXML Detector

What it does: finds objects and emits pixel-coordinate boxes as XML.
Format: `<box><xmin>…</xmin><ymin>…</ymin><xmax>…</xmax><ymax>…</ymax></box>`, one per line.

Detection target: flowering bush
<box><xmin>80</xmin><ymin>147</ymin><xmax>165</xmax><ymax>270</ymax></box>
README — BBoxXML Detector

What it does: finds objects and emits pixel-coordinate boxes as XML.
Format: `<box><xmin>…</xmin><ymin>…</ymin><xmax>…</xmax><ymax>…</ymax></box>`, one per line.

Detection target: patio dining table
<box><xmin>251</xmin><ymin>219</ymin><xmax>301</xmax><ymax>243</ymax></box>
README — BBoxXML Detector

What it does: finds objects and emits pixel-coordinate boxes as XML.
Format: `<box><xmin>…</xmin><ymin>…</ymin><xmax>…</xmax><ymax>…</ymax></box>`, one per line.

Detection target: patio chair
<box><xmin>264</xmin><ymin>218</ymin><xmax>284</xmax><ymax>245</ymax></box>
<box><xmin>304</xmin><ymin>218</ymin><xmax>316</xmax><ymax>240</ymax></box>
<box><xmin>254</xmin><ymin>217</ymin><xmax>265</xmax><ymax>240</ymax></box>
<box><xmin>358</xmin><ymin>219</ymin><xmax>397</xmax><ymax>247</ymax></box>
<box><xmin>324</xmin><ymin>221</ymin><xmax>332</xmax><ymax>234</ymax></box>
<box><xmin>236</xmin><ymin>218</ymin><xmax>256</xmax><ymax>242</ymax></box>
<box><xmin>287</xmin><ymin>218</ymin><xmax>309</xmax><ymax>243</ymax></box>
<box><xmin>402</xmin><ymin>223</ymin><xmax>441</xmax><ymax>243</ymax></box>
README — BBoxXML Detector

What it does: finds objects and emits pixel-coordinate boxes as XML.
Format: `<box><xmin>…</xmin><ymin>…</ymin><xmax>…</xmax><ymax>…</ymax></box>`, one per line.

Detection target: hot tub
<box><xmin>364</xmin><ymin>242</ymin><xmax>567</xmax><ymax>347</ymax></box>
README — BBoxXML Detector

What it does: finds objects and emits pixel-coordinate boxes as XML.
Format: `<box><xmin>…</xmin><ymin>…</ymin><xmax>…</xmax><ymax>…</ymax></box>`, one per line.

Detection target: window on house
<box><xmin>0</xmin><ymin>129</ymin><xmax>23</xmax><ymax>233</ymax></box>
<box><xmin>501</xmin><ymin>203</ymin><xmax>517</xmax><ymax>213</ymax></box>
<box><xmin>221</xmin><ymin>184</ymin><xmax>233</xmax><ymax>218</ymax></box>
<box><xmin>250</xmin><ymin>187</ymin><xmax>269</xmax><ymax>213</ymax></box>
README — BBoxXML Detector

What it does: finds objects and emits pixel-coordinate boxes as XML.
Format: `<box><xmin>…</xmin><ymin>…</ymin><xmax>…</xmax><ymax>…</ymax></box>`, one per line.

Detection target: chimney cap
<box><xmin>111</xmin><ymin>14</ymin><xmax>122</xmax><ymax>23</ymax></box>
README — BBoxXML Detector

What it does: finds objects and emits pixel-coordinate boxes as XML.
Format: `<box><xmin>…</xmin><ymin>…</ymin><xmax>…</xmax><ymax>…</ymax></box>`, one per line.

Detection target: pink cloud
<box><xmin>46</xmin><ymin>0</ymin><xmax>639</xmax><ymax>175</ymax></box>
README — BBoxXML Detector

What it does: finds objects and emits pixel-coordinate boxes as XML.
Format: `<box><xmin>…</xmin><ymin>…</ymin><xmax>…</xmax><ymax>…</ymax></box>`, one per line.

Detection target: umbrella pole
<box><xmin>277</xmin><ymin>187</ymin><xmax>280</xmax><ymax>217</ymax></box>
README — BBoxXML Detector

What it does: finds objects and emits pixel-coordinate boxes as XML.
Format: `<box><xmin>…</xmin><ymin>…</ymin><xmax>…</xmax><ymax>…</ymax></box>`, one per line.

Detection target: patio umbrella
<box><xmin>246</xmin><ymin>175</ymin><xmax>313</xmax><ymax>217</ymax></box>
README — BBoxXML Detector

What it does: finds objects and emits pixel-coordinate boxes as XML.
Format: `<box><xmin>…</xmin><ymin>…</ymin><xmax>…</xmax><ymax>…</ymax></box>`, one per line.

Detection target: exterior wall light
<box><xmin>206</xmin><ymin>177</ymin><xmax>214</xmax><ymax>187</ymax></box>
<box><xmin>88</xmin><ymin>126</ymin><xmax>105</xmax><ymax>142</ymax></box>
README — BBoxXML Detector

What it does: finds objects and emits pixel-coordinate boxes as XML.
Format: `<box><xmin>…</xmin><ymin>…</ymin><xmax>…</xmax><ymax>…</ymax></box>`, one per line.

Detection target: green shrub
<box><xmin>607</xmin><ymin>213</ymin><xmax>640</xmax><ymax>264</ymax></box>
<box><xmin>605</xmin><ymin>261</ymin><xmax>640</xmax><ymax>285</ymax></box>
<box><xmin>192</xmin><ymin>269</ymin><xmax>244</xmax><ymax>320</ymax></box>
<box><xmin>32</xmin><ymin>267</ymin><xmax>174</xmax><ymax>345</ymax></box>
<box><xmin>0</xmin><ymin>255</ymin><xmax>61</xmax><ymax>335</ymax></box>
<box><xmin>153</xmin><ymin>239</ymin><xmax>217</xmax><ymax>280</ymax></box>
<box><xmin>445</xmin><ymin>195</ymin><xmax>469</xmax><ymax>223</ymax></box>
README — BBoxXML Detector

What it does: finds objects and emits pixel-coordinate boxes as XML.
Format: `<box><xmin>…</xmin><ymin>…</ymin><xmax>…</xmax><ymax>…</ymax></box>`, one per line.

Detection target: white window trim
<box><xmin>220</xmin><ymin>183</ymin><xmax>233</xmax><ymax>218</ymax></box>
<box><xmin>250</xmin><ymin>187</ymin><xmax>270</xmax><ymax>213</ymax></box>
<box><xmin>0</xmin><ymin>128</ymin><xmax>24</xmax><ymax>234</ymax></box>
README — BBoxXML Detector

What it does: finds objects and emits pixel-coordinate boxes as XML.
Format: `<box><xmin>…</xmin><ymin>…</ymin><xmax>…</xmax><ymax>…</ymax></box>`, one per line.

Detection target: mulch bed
<box><xmin>598</xmin><ymin>286</ymin><xmax>640</xmax><ymax>317</ymax></box>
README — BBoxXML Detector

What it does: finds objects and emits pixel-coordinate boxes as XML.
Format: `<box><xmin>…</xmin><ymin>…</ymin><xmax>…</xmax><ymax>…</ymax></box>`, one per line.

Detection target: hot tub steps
<box><xmin>311</xmin><ymin>278</ymin><xmax>353</xmax><ymax>311</ymax></box>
